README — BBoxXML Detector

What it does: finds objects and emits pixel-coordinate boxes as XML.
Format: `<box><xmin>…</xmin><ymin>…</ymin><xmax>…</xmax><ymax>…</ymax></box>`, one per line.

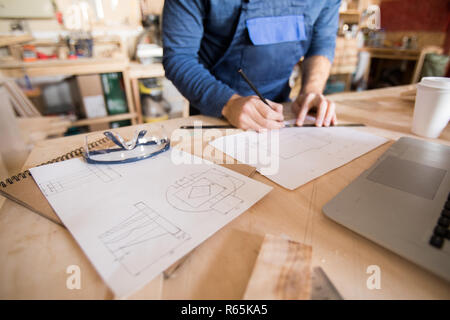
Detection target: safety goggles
<box><xmin>83</xmin><ymin>127</ymin><xmax>170</xmax><ymax>164</ymax></box>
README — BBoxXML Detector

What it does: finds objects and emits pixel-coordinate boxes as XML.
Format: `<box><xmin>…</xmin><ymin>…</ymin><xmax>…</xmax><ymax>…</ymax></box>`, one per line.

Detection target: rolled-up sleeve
<box><xmin>162</xmin><ymin>0</ymin><xmax>235</xmax><ymax>117</ymax></box>
<box><xmin>305</xmin><ymin>0</ymin><xmax>341</xmax><ymax>63</ymax></box>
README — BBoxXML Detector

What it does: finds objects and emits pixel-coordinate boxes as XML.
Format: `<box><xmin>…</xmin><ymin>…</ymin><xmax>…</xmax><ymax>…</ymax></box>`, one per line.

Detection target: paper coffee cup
<box><xmin>412</xmin><ymin>77</ymin><xmax>450</xmax><ymax>138</ymax></box>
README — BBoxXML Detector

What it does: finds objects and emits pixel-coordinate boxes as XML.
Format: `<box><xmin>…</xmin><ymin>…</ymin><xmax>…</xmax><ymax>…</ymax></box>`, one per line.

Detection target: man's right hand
<box><xmin>221</xmin><ymin>94</ymin><xmax>285</xmax><ymax>131</ymax></box>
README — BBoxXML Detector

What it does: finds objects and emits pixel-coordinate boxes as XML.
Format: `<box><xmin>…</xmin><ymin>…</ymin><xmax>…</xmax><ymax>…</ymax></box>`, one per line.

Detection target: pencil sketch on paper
<box><xmin>209</xmin><ymin>127</ymin><xmax>389</xmax><ymax>190</ymax></box>
<box><xmin>38</xmin><ymin>163</ymin><xmax>122</xmax><ymax>196</ymax></box>
<box><xmin>99</xmin><ymin>201</ymin><xmax>190</xmax><ymax>276</ymax></box>
<box><xmin>278</xmin><ymin>131</ymin><xmax>332</xmax><ymax>160</ymax></box>
<box><xmin>166</xmin><ymin>168</ymin><xmax>245</xmax><ymax>214</ymax></box>
<box><xmin>240</xmin><ymin>129</ymin><xmax>332</xmax><ymax>160</ymax></box>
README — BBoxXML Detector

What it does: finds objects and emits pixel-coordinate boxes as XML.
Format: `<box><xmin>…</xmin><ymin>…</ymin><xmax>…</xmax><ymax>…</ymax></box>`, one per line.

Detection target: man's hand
<box><xmin>222</xmin><ymin>94</ymin><xmax>285</xmax><ymax>131</ymax></box>
<box><xmin>292</xmin><ymin>55</ymin><xmax>337</xmax><ymax>127</ymax></box>
<box><xmin>292</xmin><ymin>93</ymin><xmax>337</xmax><ymax>127</ymax></box>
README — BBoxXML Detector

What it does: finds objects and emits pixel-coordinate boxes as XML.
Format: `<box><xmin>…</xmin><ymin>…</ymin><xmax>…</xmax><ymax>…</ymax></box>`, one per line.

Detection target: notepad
<box><xmin>209</xmin><ymin>127</ymin><xmax>389</xmax><ymax>190</ymax></box>
<box><xmin>29</xmin><ymin>150</ymin><xmax>272</xmax><ymax>298</ymax></box>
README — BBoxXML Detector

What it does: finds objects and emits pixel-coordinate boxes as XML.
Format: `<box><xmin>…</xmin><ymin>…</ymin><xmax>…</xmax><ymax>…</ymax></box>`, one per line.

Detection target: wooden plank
<box><xmin>0</xmin><ymin>57</ymin><xmax>128</xmax><ymax>70</ymax></box>
<box><xmin>3</xmin><ymin>82</ymin><xmax>28</xmax><ymax>116</ymax></box>
<box><xmin>5</xmin><ymin>91</ymin><xmax>27</xmax><ymax>117</ymax></box>
<box><xmin>0</xmin><ymin>58</ymin><xmax>129</xmax><ymax>78</ymax></box>
<box><xmin>127</xmin><ymin>62</ymin><xmax>165</xmax><ymax>79</ymax></box>
<box><xmin>5</xmin><ymin>81</ymin><xmax>40</xmax><ymax>116</ymax></box>
<box><xmin>368</xmin><ymin>54</ymin><xmax>419</xmax><ymax>61</ymax></box>
<box><xmin>243</xmin><ymin>234</ymin><xmax>312</xmax><ymax>300</ymax></box>
<box><xmin>131</xmin><ymin>78</ymin><xmax>143</xmax><ymax>124</ymax></box>
<box><xmin>360</xmin><ymin>47</ymin><xmax>421</xmax><ymax>55</ymax></box>
<box><xmin>121</xmin><ymin>69</ymin><xmax>136</xmax><ymax>125</ymax></box>
<box><xmin>17</xmin><ymin>116</ymin><xmax>71</xmax><ymax>143</ymax></box>
<box><xmin>72</xmin><ymin>113</ymin><xmax>137</xmax><ymax>127</ymax></box>
<box><xmin>0</xmin><ymin>153</ymin><xmax>9</xmax><ymax>211</ymax></box>
<box><xmin>0</xmin><ymin>34</ymin><xmax>33</xmax><ymax>47</ymax></box>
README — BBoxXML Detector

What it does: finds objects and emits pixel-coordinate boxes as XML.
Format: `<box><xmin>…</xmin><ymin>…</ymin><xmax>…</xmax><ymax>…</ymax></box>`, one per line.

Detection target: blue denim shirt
<box><xmin>163</xmin><ymin>0</ymin><xmax>340</xmax><ymax>117</ymax></box>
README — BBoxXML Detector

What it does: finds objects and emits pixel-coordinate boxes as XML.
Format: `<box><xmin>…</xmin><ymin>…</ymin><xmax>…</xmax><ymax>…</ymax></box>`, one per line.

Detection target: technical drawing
<box><xmin>38</xmin><ymin>164</ymin><xmax>122</xmax><ymax>196</ymax></box>
<box><xmin>166</xmin><ymin>168</ymin><xmax>244</xmax><ymax>214</ymax></box>
<box><xmin>99</xmin><ymin>202</ymin><xmax>190</xmax><ymax>276</ymax></box>
<box><xmin>277</xmin><ymin>131</ymin><xmax>332</xmax><ymax>160</ymax></box>
<box><xmin>240</xmin><ymin>130</ymin><xmax>332</xmax><ymax>161</ymax></box>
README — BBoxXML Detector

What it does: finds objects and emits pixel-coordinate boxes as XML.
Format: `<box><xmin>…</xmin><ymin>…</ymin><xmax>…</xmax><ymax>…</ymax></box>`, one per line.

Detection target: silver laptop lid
<box><xmin>323</xmin><ymin>137</ymin><xmax>450</xmax><ymax>282</ymax></box>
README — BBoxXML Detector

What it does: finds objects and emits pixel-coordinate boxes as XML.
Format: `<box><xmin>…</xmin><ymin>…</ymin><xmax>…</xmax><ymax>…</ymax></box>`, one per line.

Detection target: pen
<box><xmin>238</xmin><ymin>69</ymin><xmax>272</xmax><ymax>109</ymax></box>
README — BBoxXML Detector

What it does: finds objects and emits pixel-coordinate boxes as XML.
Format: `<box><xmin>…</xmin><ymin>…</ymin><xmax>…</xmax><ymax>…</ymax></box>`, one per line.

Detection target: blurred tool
<box><xmin>311</xmin><ymin>267</ymin><xmax>343</xmax><ymax>300</ymax></box>
<box><xmin>134</xmin><ymin>14</ymin><xmax>163</xmax><ymax>64</ymax></box>
<box><xmin>139</xmin><ymin>78</ymin><xmax>171</xmax><ymax>123</ymax></box>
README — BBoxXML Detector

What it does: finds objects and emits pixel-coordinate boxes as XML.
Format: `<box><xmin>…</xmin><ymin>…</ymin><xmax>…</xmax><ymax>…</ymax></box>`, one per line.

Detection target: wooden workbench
<box><xmin>0</xmin><ymin>85</ymin><xmax>449</xmax><ymax>299</ymax></box>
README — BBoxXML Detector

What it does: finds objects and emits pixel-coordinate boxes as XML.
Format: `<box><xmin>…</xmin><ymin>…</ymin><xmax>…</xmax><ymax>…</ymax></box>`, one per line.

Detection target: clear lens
<box><xmin>85</xmin><ymin>125</ymin><xmax>169</xmax><ymax>163</ymax></box>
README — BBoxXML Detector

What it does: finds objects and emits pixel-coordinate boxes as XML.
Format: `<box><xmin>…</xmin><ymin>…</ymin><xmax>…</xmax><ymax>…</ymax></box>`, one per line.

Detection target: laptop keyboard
<box><xmin>429</xmin><ymin>192</ymin><xmax>450</xmax><ymax>249</ymax></box>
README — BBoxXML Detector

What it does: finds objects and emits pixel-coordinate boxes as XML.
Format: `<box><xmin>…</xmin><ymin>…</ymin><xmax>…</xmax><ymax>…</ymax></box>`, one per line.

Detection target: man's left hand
<box><xmin>292</xmin><ymin>93</ymin><xmax>338</xmax><ymax>127</ymax></box>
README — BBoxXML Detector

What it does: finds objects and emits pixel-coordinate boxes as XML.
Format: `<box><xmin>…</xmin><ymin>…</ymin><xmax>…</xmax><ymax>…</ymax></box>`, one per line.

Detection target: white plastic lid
<box><xmin>419</xmin><ymin>77</ymin><xmax>450</xmax><ymax>90</ymax></box>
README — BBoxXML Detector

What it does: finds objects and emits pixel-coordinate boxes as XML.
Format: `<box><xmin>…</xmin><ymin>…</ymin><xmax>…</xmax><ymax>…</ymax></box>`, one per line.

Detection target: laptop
<box><xmin>323</xmin><ymin>137</ymin><xmax>450</xmax><ymax>282</ymax></box>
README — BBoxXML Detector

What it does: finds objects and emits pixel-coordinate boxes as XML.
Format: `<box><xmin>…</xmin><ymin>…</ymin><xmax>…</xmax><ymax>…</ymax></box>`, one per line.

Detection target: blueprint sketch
<box><xmin>38</xmin><ymin>163</ymin><xmax>121</xmax><ymax>196</ymax></box>
<box><xmin>278</xmin><ymin>131</ymin><xmax>332</xmax><ymax>160</ymax></box>
<box><xmin>99</xmin><ymin>202</ymin><xmax>190</xmax><ymax>276</ymax></box>
<box><xmin>209</xmin><ymin>127</ymin><xmax>388</xmax><ymax>190</ymax></box>
<box><xmin>166</xmin><ymin>168</ymin><xmax>244</xmax><ymax>214</ymax></box>
<box><xmin>30</xmin><ymin>151</ymin><xmax>272</xmax><ymax>298</ymax></box>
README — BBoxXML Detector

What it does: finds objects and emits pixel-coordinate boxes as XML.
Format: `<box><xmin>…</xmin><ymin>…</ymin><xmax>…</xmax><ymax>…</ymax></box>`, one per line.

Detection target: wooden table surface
<box><xmin>0</xmin><ymin>85</ymin><xmax>449</xmax><ymax>299</ymax></box>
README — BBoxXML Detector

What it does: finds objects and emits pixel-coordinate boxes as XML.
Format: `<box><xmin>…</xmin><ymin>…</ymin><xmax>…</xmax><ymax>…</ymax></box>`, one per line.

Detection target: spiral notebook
<box><xmin>0</xmin><ymin>137</ymin><xmax>256</xmax><ymax>227</ymax></box>
<box><xmin>0</xmin><ymin>137</ymin><xmax>111</xmax><ymax>226</ymax></box>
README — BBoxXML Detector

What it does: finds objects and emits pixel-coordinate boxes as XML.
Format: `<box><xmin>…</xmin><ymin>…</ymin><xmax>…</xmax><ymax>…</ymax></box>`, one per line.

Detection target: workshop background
<box><xmin>0</xmin><ymin>0</ymin><xmax>449</xmax><ymax>174</ymax></box>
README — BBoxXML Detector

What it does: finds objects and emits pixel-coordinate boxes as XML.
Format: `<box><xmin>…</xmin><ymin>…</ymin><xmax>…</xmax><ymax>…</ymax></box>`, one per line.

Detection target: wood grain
<box><xmin>244</xmin><ymin>234</ymin><xmax>312</xmax><ymax>300</ymax></box>
<box><xmin>1</xmin><ymin>86</ymin><xmax>449</xmax><ymax>299</ymax></box>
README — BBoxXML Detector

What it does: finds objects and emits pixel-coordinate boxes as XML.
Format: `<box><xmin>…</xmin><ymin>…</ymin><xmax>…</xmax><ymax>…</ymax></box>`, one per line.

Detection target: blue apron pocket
<box><xmin>246</xmin><ymin>15</ymin><xmax>306</xmax><ymax>46</ymax></box>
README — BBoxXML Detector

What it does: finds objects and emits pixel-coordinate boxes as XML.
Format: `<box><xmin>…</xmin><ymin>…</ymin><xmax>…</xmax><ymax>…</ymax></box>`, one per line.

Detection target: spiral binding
<box><xmin>0</xmin><ymin>137</ymin><xmax>109</xmax><ymax>188</ymax></box>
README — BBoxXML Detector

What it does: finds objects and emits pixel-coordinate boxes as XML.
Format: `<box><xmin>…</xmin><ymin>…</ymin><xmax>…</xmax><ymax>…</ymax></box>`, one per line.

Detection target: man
<box><xmin>162</xmin><ymin>0</ymin><xmax>340</xmax><ymax>131</ymax></box>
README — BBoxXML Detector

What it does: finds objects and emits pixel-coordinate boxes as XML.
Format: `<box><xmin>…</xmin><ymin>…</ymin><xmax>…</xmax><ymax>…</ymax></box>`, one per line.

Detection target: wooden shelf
<box><xmin>331</xmin><ymin>65</ymin><xmax>358</xmax><ymax>74</ymax></box>
<box><xmin>0</xmin><ymin>60</ymin><xmax>172</xmax><ymax>130</ymax></box>
<box><xmin>0</xmin><ymin>57</ymin><xmax>129</xmax><ymax>77</ymax></box>
<box><xmin>0</xmin><ymin>57</ymin><xmax>138</xmax><ymax>127</ymax></box>
<box><xmin>28</xmin><ymin>37</ymin><xmax>123</xmax><ymax>47</ymax></box>
<box><xmin>72</xmin><ymin>113</ymin><xmax>137</xmax><ymax>127</ymax></box>
<box><xmin>339</xmin><ymin>10</ymin><xmax>360</xmax><ymax>24</ymax></box>
<box><xmin>128</xmin><ymin>62</ymin><xmax>165</xmax><ymax>79</ymax></box>
<box><xmin>360</xmin><ymin>47</ymin><xmax>421</xmax><ymax>61</ymax></box>
<box><xmin>0</xmin><ymin>34</ymin><xmax>33</xmax><ymax>47</ymax></box>
<box><xmin>339</xmin><ymin>10</ymin><xmax>361</xmax><ymax>16</ymax></box>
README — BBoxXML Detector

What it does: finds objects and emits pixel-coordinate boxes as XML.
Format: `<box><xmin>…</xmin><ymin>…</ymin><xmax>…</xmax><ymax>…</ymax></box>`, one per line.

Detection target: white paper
<box><xmin>209</xmin><ymin>127</ymin><xmax>388</xmax><ymax>190</ymax></box>
<box><xmin>30</xmin><ymin>151</ymin><xmax>272</xmax><ymax>298</ymax></box>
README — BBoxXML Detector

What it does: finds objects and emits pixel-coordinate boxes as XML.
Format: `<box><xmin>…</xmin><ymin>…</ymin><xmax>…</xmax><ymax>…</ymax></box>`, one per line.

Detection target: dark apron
<box><xmin>191</xmin><ymin>0</ymin><xmax>312</xmax><ymax>115</ymax></box>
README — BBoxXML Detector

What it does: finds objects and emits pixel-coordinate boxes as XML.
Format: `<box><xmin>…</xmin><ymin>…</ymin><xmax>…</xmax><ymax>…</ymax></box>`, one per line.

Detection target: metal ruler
<box><xmin>311</xmin><ymin>267</ymin><xmax>343</xmax><ymax>300</ymax></box>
